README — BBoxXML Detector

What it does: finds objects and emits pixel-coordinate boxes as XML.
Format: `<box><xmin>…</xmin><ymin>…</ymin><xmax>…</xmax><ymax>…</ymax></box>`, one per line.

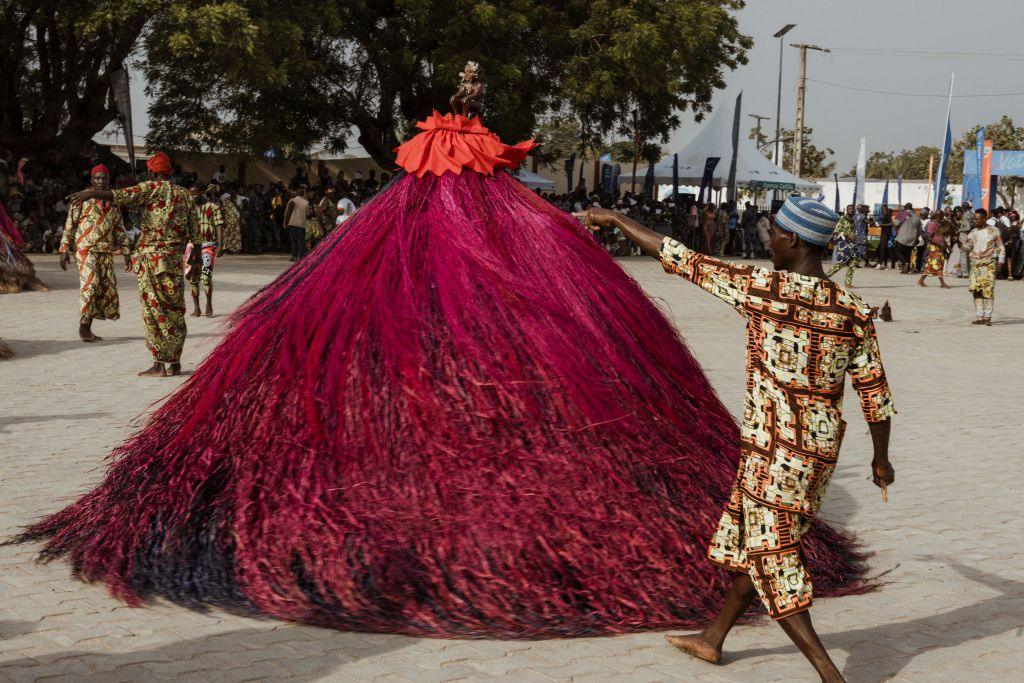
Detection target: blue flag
<box><xmin>612</xmin><ymin>164</ymin><xmax>621</xmax><ymax>194</ymax></box>
<box><xmin>601</xmin><ymin>164</ymin><xmax>613</xmax><ymax>194</ymax></box>
<box><xmin>643</xmin><ymin>162</ymin><xmax>655</xmax><ymax>200</ymax></box>
<box><xmin>833</xmin><ymin>174</ymin><xmax>840</xmax><ymax>212</ymax></box>
<box><xmin>934</xmin><ymin>74</ymin><xmax>954</xmax><ymax>209</ymax></box>
<box><xmin>881</xmin><ymin>178</ymin><xmax>889</xmax><ymax>213</ymax></box>
<box><xmin>565</xmin><ymin>153</ymin><xmax>576</xmax><ymax>194</ymax></box>
<box><xmin>672</xmin><ymin>153</ymin><xmax>679</xmax><ymax>201</ymax></box>
<box><xmin>578</xmin><ymin>156</ymin><xmax>586</xmax><ymax>193</ymax></box>
<box><xmin>897</xmin><ymin>175</ymin><xmax>902</xmax><ymax>205</ymax></box>
<box><xmin>698</xmin><ymin>157</ymin><xmax>720</xmax><ymax>205</ymax></box>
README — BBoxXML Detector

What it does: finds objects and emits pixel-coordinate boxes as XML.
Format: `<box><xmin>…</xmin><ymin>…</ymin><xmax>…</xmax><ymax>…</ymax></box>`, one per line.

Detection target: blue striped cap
<box><xmin>775</xmin><ymin>195</ymin><xmax>840</xmax><ymax>246</ymax></box>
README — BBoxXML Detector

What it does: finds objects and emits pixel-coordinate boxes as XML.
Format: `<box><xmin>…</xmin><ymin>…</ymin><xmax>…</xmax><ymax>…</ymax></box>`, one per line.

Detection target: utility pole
<box><xmin>791</xmin><ymin>42</ymin><xmax>829</xmax><ymax>178</ymax></box>
<box><xmin>772</xmin><ymin>24</ymin><xmax>796</xmax><ymax>203</ymax></box>
<box><xmin>631</xmin><ymin>108</ymin><xmax>639</xmax><ymax>194</ymax></box>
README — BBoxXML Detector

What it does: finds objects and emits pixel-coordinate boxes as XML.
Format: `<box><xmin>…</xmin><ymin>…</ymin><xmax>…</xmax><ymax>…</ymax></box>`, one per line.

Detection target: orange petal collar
<box><xmin>394</xmin><ymin>111</ymin><xmax>537</xmax><ymax>178</ymax></box>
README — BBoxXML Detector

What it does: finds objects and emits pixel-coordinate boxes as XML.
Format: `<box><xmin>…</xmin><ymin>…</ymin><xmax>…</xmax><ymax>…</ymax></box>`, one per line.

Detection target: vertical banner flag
<box><xmin>698</xmin><ymin>157</ymin><xmax>720</xmax><ymax>205</ymax></box>
<box><xmin>833</xmin><ymin>173</ymin><xmax>840</xmax><ymax>212</ymax></box>
<box><xmin>643</xmin><ymin>162</ymin><xmax>655</xmax><ymax>200</ymax></box>
<box><xmin>672</xmin><ymin>153</ymin><xmax>679</xmax><ymax>200</ymax></box>
<box><xmin>565</xmin><ymin>153</ymin><xmax>576</xmax><ymax>194</ymax></box>
<box><xmin>601</xmin><ymin>163</ymin><xmax>613</xmax><ymax>194</ymax></box>
<box><xmin>578</xmin><ymin>155</ymin><xmax>586</xmax><ymax>193</ymax></box>
<box><xmin>933</xmin><ymin>74</ymin><xmax>954</xmax><ymax>210</ymax></box>
<box><xmin>727</xmin><ymin>92</ymin><xmax>742</xmax><ymax>204</ymax></box>
<box><xmin>897</xmin><ymin>174</ymin><xmax>903</xmax><ymax>205</ymax></box>
<box><xmin>612</xmin><ymin>164</ymin><xmax>621</xmax><ymax>194</ymax></box>
<box><xmin>109</xmin><ymin>67</ymin><xmax>136</xmax><ymax>180</ymax></box>
<box><xmin>854</xmin><ymin>137</ymin><xmax>867</xmax><ymax>206</ymax></box>
<box><xmin>981</xmin><ymin>139</ymin><xmax>993</xmax><ymax>211</ymax></box>
<box><xmin>927</xmin><ymin>154</ymin><xmax>934</xmax><ymax>207</ymax></box>
<box><xmin>881</xmin><ymin>179</ymin><xmax>890</xmax><ymax>215</ymax></box>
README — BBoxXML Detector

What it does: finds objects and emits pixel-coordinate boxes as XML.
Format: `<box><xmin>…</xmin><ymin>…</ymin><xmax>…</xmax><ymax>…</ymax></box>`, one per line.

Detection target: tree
<box><xmin>0</xmin><ymin>1</ymin><xmax>160</xmax><ymax>159</ymax></box>
<box><xmin>750</xmin><ymin>125</ymin><xmax>834</xmax><ymax>177</ymax></box>
<box><xmin>857</xmin><ymin>146</ymin><xmax>940</xmax><ymax>179</ymax></box>
<box><xmin>145</xmin><ymin>0</ymin><xmax>751</xmax><ymax>169</ymax></box>
<box><xmin>949</xmin><ymin>116</ymin><xmax>1024</xmax><ymax>208</ymax></box>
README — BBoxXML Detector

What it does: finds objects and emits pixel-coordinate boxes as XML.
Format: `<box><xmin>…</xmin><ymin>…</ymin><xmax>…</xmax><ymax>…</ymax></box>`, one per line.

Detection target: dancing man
<box><xmin>60</xmin><ymin>164</ymin><xmax>131</xmax><ymax>342</ymax></box>
<box><xmin>579</xmin><ymin>196</ymin><xmax>896</xmax><ymax>683</ymax></box>
<box><xmin>962</xmin><ymin>209</ymin><xmax>1005</xmax><ymax>326</ymax></box>
<box><xmin>828</xmin><ymin>204</ymin><xmax>859</xmax><ymax>287</ymax></box>
<box><xmin>70</xmin><ymin>152</ymin><xmax>199</xmax><ymax>376</ymax></box>
<box><xmin>190</xmin><ymin>184</ymin><xmax>224</xmax><ymax>318</ymax></box>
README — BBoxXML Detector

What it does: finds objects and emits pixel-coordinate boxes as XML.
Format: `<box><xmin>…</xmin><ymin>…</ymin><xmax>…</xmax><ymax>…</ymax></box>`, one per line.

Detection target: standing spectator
<box><xmin>875</xmin><ymin>206</ymin><xmax>894</xmax><ymax>270</ymax></box>
<box><xmin>918</xmin><ymin>209</ymin><xmax>951</xmax><ymax>288</ymax></box>
<box><xmin>740</xmin><ymin>202</ymin><xmax>759</xmax><ymax>258</ymax></box>
<box><xmin>894</xmin><ymin>203</ymin><xmax>921</xmax><ymax>274</ymax></box>
<box><xmin>963</xmin><ymin>209</ymin><xmax>1005</xmax><ymax>325</ymax></box>
<box><xmin>756</xmin><ymin>210</ymin><xmax>771</xmax><ymax>257</ymax></box>
<box><xmin>284</xmin><ymin>186</ymin><xmax>310</xmax><ymax>262</ymax></box>
<box><xmin>702</xmin><ymin>203</ymin><xmax>718</xmax><ymax>254</ymax></box>
<box><xmin>854</xmin><ymin>204</ymin><xmax>869</xmax><ymax>266</ymax></box>
<box><xmin>212</xmin><ymin>164</ymin><xmax>228</xmax><ymax>184</ymax></box>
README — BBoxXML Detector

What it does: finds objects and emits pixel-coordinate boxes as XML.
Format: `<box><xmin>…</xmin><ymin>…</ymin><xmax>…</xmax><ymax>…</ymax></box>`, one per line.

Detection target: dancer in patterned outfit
<box><xmin>963</xmin><ymin>209</ymin><xmax>1005</xmax><ymax>326</ymax></box>
<box><xmin>60</xmin><ymin>164</ymin><xmax>132</xmax><ymax>342</ymax></box>
<box><xmin>190</xmin><ymin>185</ymin><xmax>223</xmax><ymax>318</ymax></box>
<box><xmin>219</xmin><ymin>188</ymin><xmax>242</xmax><ymax>254</ymax></box>
<box><xmin>827</xmin><ymin>205</ymin><xmax>858</xmax><ymax>287</ymax></box>
<box><xmin>70</xmin><ymin>152</ymin><xmax>199</xmax><ymax>376</ymax></box>
<box><xmin>579</xmin><ymin>195</ymin><xmax>896</xmax><ymax>683</ymax></box>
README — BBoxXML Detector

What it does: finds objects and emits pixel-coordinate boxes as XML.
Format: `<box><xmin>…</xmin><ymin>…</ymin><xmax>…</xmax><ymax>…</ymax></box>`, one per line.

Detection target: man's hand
<box><xmin>59</xmin><ymin>252</ymin><xmax>71</xmax><ymax>271</ymax></box>
<box><xmin>68</xmin><ymin>189</ymin><xmax>94</xmax><ymax>207</ymax></box>
<box><xmin>573</xmin><ymin>207</ymin><xmax>622</xmax><ymax>231</ymax></box>
<box><xmin>871</xmin><ymin>460</ymin><xmax>895</xmax><ymax>488</ymax></box>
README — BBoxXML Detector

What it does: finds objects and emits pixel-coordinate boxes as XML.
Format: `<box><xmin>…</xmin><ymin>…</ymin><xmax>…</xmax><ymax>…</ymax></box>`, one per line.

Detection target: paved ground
<box><xmin>1</xmin><ymin>254</ymin><xmax>1022</xmax><ymax>683</ymax></box>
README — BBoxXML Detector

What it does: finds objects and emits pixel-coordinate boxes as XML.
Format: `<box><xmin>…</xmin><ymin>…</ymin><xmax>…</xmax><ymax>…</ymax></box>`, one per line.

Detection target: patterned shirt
<box><xmin>833</xmin><ymin>214</ymin><xmax>855</xmax><ymax>241</ymax></box>
<box><xmin>111</xmin><ymin>180</ymin><xmax>198</xmax><ymax>252</ymax></box>
<box><xmin>962</xmin><ymin>225</ymin><xmax>1005</xmax><ymax>262</ymax></box>
<box><xmin>660</xmin><ymin>237</ymin><xmax>896</xmax><ymax>516</ymax></box>
<box><xmin>59</xmin><ymin>199</ymin><xmax>129</xmax><ymax>254</ymax></box>
<box><xmin>197</xmin><ymin>201</ymin><xmax>225</xmax><ymax>243</ymax></box>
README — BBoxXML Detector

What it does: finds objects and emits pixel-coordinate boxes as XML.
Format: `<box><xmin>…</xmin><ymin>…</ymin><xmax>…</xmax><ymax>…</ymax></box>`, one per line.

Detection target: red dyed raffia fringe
<box><xmin>16</xmin><ymin>170</ymin><xmax>872</xmax><ymax>637</ymax></box>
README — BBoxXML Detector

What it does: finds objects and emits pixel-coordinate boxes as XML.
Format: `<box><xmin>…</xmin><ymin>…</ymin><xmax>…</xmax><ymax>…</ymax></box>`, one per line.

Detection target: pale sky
<box><xmin>127</xmin><ymin>0</ymin><xmax>1024</xmax><ymax>169</ymax></box>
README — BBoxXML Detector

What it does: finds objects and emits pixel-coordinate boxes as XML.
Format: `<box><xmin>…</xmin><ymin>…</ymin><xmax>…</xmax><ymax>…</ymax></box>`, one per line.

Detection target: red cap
<box><xmin>90</xmin><ymin>164</ymin><xmax>110</xmax><ymax>177</ymax></box>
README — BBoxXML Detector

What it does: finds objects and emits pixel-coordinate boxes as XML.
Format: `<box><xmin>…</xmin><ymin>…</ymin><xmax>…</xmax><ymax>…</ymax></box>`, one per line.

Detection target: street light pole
<box><xmin>772</xmin><ymin>24</ymin><xmax>796</xmax><ymax>202</ymax></box>
<box><xmin>748</xmin><ymin>113</ymin><xmax>770</xmax><ymax>150</ymax></box>
<box><xmin>790</xmin><ymin>42</ymin><xmax>830</xmax><ymax>178</ymax></box>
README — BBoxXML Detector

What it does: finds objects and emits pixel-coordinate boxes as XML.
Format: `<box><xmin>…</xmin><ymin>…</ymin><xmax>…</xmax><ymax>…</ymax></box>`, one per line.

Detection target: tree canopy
<box><xmin>1</xmin><ymin>0</ymin><xmax>751</xmax><ymax>169</ymax></box>
<box><xmin>856</xmin><ymin>146</ymin><xmax>940</xmax><ymax>179</ymax></box>
<box><xmin>949</xmin><ymin>116</ymin><xmax>1024</xmax><ymax>207</ymax></box>
<box><xmin>749</xmin><ymin>125</ymin><xmax>835</xmax><ymax>177</ymax></box>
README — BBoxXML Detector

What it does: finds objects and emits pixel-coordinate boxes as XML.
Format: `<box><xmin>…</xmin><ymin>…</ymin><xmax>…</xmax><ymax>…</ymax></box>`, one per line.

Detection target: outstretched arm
<box><xmin>575</xmin><ymin>207</ymin><xmax>663</xmax><ymax>257</ymax></box>
<box><xmin>577</xmin><ymin>207</ymin><xmax>760</xmax><ymax>313</ymax></box>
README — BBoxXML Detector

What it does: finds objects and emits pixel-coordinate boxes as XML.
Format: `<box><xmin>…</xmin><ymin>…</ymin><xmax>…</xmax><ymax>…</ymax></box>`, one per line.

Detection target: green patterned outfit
<box><xmin>60</xmin><ymin>199</ymin><xmax>130</xmax><ymax>323</ymax></box>
<box><xmin>827</xmin><ymin>214</ymin><xmax>858</xmax><ymax>287</ymax></box>
<box><xmin>112</xmin><ymin>180</ymin><xmax>199</xmax><ymax>364</ymax></box>
<box><xmin>220</xmin><ymin>199</ymin><xmax>242</xmax><ymax>253</ymax></box>
<box><xmin>191</xmin><ymin>201</ymin><xmax>224</xmax><ymax>298</ymax></box>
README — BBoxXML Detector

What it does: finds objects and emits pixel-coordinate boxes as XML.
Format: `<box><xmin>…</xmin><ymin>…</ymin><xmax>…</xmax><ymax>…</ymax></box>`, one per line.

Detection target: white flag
<box><xmin>854</xmin><ymin>138</ymin><xmax>867</xmax><ymax>206</ymax></box>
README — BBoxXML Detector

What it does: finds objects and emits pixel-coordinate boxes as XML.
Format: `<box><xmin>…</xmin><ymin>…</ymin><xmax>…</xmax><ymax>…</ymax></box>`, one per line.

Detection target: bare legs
<box><xmin>918</xmin><ymin>274</ymin><xmax>950</xmax><ymax>288</ymax></box>
<box><xmin>78</xmin><ymin>316</ymin><xmax>102</xmax><ymax>342</ymax></box>
<box><xmin>665</xmin><ymin>573</ymin><xmax>844</xmax><ymax>682</ymax></box>
<box><xmin>137</xmin><ymin>361</ymin><xmax>182</xmax><ymax>377</ymax></box>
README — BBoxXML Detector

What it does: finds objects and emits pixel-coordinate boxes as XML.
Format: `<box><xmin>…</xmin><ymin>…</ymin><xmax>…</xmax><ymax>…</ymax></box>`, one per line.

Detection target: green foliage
<box><xmin>858</xmin><ymin>146</ymin><xmax>940</xmax><ymax>179</ymax></box>
<box><xmin>749</xmin><ymin>125</ymin><xmax>834</xmax><ymax>177</ymax></box>
<box><xmin>949</xmin><ymin>116</ymin><xmax>1024</xmax><ymax>207</ymax></box>
<box><xmin>145</xmin><ymin>0</ymin><xmax>750</xmax><ymax>168</ymax></box>
<box><xmin>0</xmin><ymin>1</ymin><xmax>161</xmax><ymax>156</ymax></box>
<box><xmin>1</xmin><ymin>0</ymin><xmax>750</xmax><ymax>170</ymax></box>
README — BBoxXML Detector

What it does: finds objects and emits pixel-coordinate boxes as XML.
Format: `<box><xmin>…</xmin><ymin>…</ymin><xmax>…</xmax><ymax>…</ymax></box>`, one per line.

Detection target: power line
<box><xmin>828</xmin><ymin>47</ymin><xmax>1024</xmax><ymax>61</ymax></box>
<box><xmin>806</xmin><ymin>78</ymin><xmax>1024</xmax><ymax>99</ymax></box>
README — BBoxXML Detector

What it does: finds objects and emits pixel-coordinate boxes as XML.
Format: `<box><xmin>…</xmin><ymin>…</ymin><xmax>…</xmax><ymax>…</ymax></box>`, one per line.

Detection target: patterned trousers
<box><xmin>75</xmin><ymin>250</ymin><xmax>119</xmax><ymax>323</ymax></box>
<box><xmin>135</xmin><ymin>251</ymin><xmax>187</xmax><ymax>363</ymax></box>
<box><xmin>188</xmin><ymin>243</ymin><xmax>216</xmax><ymax>298</ymax></box>
<box><xmin>708</xmin><ymin>486</ymin><xmax>814</xmax><ymax>619</ymax></box>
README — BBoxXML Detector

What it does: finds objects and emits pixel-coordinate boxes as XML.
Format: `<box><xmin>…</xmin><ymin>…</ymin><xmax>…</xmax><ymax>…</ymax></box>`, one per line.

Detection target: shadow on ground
<box><xmin>0</xmin><ymin>623</ymin><xmax>408</xmax><ymax>681</ymax></box>
<box><xmin>4</xmin><ymin>333</ymin><xmax>220</xmax><ymax>360</ymax></box>
<box><xmin>0</xmin><ymin>412</ymin><xmax>110</xmax><ymax>433</ymax></box>
<box><xmin>725</xmin><ymin>564</ymin><xmax>1023</xmax><ymax>682</ymax></box>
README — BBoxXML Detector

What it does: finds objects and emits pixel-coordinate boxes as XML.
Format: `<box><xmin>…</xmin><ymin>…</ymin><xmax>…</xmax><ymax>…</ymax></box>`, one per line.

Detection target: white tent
<box><xmin>513</xmin><ymin>168</ymin><xmax>556</xmax><ymax>190</ymax></box>
<box><xmin>620</xmin><ymin>106</ymin><xmax>819</xmax><ymax>194</ymax></box>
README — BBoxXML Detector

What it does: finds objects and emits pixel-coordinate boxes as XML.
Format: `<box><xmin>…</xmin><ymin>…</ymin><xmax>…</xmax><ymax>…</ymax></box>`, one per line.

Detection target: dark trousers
<box><xmin>895</xmin><ymin>242</ymin><xmax>913</xmax><ymax>270</ymax></box>
<box><xmin>289</xmin><ymin>226</ymin><xmax>307</xmax><ymax>260</ymax></box>
<box><xmin>877</xmin><ymin>227</ymin><xmax>892</xmax><ymax>266</ymax></box>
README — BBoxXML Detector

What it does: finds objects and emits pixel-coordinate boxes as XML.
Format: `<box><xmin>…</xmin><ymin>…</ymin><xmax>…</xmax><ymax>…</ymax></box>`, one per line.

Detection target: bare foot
<box><xmin>138</xmin><ymin>363</ymin><xmax>167</xmax><ymax>377</ymax></box>
<box><xmin>167</xmin><ymin>363</ymin><xmax>182</xmax><ymax>376</ymax></box>
<box><xmin>190</xmin><ymin>309</ymin><xmax>202</xmax><ymax>317</ymax></box>
<box><xmin>941</xmin><ymin>283</ymin><xmax>951</xmax><ymax>289</ymax></box>
<box><xmin>204</xmin><ymin>307</ymin><xmax>214</xmax><ymax>317</ymax></box>
<box><xmin>664</xmin><ymin>634</ymin><xmax>721</xmax><ymax>664</ymax></box>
